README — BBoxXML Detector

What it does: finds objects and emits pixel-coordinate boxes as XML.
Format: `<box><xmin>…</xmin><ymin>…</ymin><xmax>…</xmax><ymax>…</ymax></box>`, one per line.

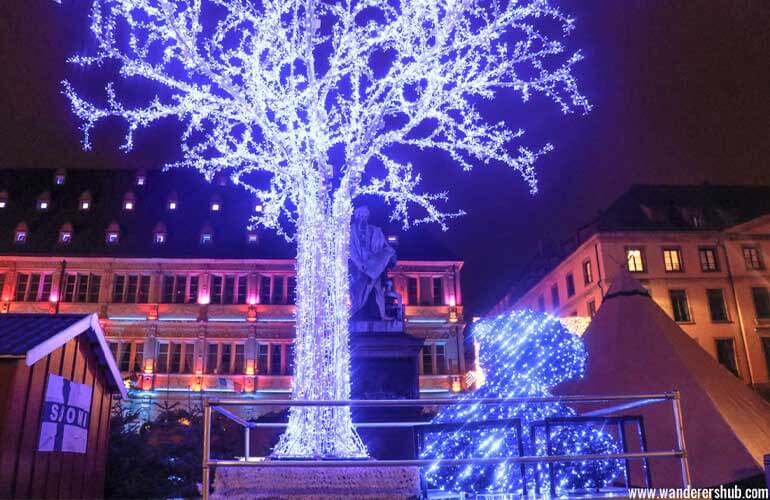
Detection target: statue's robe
<box><xmin>349</xmin><ymin>223</ymin><xmax>396</xmax><ymax>319</ymax></box>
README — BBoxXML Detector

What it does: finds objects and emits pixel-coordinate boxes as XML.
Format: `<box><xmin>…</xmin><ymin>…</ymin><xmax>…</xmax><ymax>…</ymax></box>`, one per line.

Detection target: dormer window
<box><xmin>0</xmin><ymin>191</ymin><xmax>8</xmax><ymax>209</ymax></box>
<box><xmin>106</xmin><ymin>222</ymin><xmax>120</xmax><ymax>245</ymax></box>
<box><xmin>14</xmin><ymin>223</ymin><xmax>27</xmax><ymax>244</ymax></box>
<box><xmin>79</xmin><ymin>191</ymin><xmax>92</xmax><ymax>211</ymax></box>
<box><xmin>210</xmin><ymin>202</ymin><xmax>221</xmax><ymax>212</ymax></box>
<box><xmin>168</xmin><ymin>201</ymin><xmax>177</xmax><ymax>210</ymax></box>
<box><xmin>153</xmin><ymin>222</ymin><xmax>167</xmax><ymax>245</ymax></box>
<box><xmin>200</xmin><ymin>225</ymin><xmax>213</xmax><ymax>245</ymax></box>
<box><xmin>387</xmin><ymin>235</ymin><xmax>399</xmax><ymax>245</ymax></box>
<box><xmin>247</xmin><ymin>232</ymin><xmax>258</xmax><ymax>244</ymax></box>
<box><xmin>123</xmin><ymin>192</ymin><xmax>136</xmax><ymax>211</ymax></box>
<box><xmin>167</xmin><ymin>192</ymin><xmax>178</xmax><ymax>211</ymax></box>
<box><xmin>37</xmin><ymin>192</ymin><xmax>51</xmax><ymax>211</ymax></box>
<box><xmin>54</xmin><ymin>169</ymin><xmax>66</xmax><ymax>185</ymax></box>
<box><xmin>135</xmin><ymin>170</ymin><xmax>146</xmax><ymax>186</ymax></box>
<box><xmin>59</xmin><ymin>223</ymin><xmax>73</xmax><ymax>244</ymax></box>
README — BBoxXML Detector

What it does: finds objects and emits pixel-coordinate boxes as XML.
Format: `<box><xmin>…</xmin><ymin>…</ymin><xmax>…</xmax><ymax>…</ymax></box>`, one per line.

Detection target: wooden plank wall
<box><xmin>0</xmin><ymin>336</ymin><xmax>115</xmax><ymax>499</ymax></box>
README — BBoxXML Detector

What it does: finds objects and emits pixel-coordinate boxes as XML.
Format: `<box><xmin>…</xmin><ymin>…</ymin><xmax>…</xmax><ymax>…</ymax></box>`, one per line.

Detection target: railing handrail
<box><xmin>203</xmin><ymin>393</ymin><xmax>676</xmax><ymax>407</ymax></box>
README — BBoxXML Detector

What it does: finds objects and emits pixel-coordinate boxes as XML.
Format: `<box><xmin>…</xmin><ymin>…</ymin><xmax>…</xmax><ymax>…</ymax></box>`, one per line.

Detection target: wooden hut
<box><xmin>0</xmin><ymin>313</ymin><xmax>126</xmax><ymax>499</ymax></box>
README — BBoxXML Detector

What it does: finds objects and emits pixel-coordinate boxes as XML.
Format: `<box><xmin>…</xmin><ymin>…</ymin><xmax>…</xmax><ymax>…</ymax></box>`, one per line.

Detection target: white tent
<box><xmin>557</xmin><ymin>271</ymin><xmax>770</xmax><ymax>487</ymax></box>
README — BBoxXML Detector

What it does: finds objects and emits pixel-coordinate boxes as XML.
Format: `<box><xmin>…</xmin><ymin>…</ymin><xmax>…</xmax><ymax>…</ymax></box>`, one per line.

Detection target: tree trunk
<box><xmin>271</xmin><ymin>196</ymin><xmax>368</xmax><ymax>458</ymax></box>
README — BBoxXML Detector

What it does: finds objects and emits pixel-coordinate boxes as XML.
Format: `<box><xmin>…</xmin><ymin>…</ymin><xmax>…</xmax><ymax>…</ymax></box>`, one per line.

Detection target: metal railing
<box><xmin>201</xmin><ymin>391</ymin><xmax>690</xmax><ymax>499</ymax></box>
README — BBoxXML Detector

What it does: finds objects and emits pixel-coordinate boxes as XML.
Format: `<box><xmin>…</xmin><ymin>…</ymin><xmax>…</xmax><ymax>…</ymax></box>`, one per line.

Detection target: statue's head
<box><xmin>353</xmin><ymin>206</ymin><xmax>370</xmax><ymax>225</ymax></box>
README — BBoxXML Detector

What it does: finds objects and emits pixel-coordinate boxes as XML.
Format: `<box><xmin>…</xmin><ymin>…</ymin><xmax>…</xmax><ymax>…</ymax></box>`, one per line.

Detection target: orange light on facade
<box><xmin>141</xmin><ymin>375</ymin><xmax>153</xmax><ymax>391</ymax></box>
<box><xmin>247</xmin><ymin>305</ymin><xmax>257</xmax><ymax>322</ymax></box>
<box><xmin>147</xmin><ymin>306</ymin><xmax>158</xmax><ymax>321</ymax></box>
<box><xmin>178</xmin><ymin>417</ymin><xmax>191</xmax><ymax>426</ymax></box>
<box><xmin>245</xmin><ymin>359</ymin><xmax>255</xmax><ymax>376</ymax></box>
<box><xmin>448</xmin><ymin>306</ymin><xmax>458</xmax><ymax>323</ymax></box>
<box><xmin>192</xmin><ymin>377</ymin><xmax>203</xmax><ymax>392</ymax></box>
<box><xmin>143</xmin><ymin>358</ymin><xmax>154</xmax><ymax>374</ymax></box>
<box><xmin>244</xmin><ymin>376</ymin><xmax>255</xmax><ymax>393</ymax></box>
<box><xmin>451</xmin><ymin>377</ymin><xmax>462</xmax><ymax>392</ymax></box>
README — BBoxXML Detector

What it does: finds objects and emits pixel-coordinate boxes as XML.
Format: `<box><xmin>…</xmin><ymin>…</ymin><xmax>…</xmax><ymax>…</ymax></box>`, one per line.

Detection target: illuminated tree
<box><xmin>421</xmin><ymin>310</ymin><xmax>623</xmax><ymax>495</ymax></box>
<box><xmin>63</xmin><ymin>0</ymin><xmax>589</xmax><ymax>458</ymax></box>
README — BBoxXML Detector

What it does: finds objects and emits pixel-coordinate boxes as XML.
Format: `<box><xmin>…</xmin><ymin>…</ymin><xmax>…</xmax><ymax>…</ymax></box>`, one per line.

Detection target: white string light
<box><xmin>63</xmin><ymin>0</ymin><xmax>588</xmax><ymax>458</ymax></box>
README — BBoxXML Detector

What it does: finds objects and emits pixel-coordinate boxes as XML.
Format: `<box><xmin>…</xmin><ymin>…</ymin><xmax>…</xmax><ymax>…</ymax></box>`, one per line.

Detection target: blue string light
<box><xmin>421</xmin><ymin>310</ymin><xmax>623</xmax><ymax>496</ymax></box>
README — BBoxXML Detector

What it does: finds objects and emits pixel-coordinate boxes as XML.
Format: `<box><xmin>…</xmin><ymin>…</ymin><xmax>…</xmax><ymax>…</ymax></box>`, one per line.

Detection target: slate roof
<box><xmin>0</xmin><ymin>168</ymin><xmax>460</xmax><ymax>261</ymax></box>
<box><xmin>496</xmin><ymin>183</ymin><xmax>770</xmax><ymax>310</ymax></box>
<box><xmin>0</xmin><ymin>313</ymin><xmax>87</xmax><ymax>355</ymax></box>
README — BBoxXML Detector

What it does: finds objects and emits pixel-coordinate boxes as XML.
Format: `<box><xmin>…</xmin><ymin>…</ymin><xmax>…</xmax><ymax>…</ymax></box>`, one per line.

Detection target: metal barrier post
<box><xmin>671</xmin><ymin>389</ymin><xmax>691</xmax><ymax>488</ymax></box>
<box><xmin>202</xmin><ymin>402</ymin><xmax>212</xmax><ymax>500</ymax></box>
<box><xmin>245</xmin><ymin>427</ymin><xmax>250</xmax><ymax>461</ymax></box>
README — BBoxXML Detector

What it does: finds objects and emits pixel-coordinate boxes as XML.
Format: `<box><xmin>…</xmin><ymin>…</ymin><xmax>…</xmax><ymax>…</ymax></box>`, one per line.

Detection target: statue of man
<box><xmin>349</xmin><ymin>206</ymin><xmax>397</xmax><ymax>320</ymax></box>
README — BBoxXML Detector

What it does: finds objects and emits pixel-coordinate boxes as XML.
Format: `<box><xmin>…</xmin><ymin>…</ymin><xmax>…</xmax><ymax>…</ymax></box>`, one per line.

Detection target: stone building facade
<box><xmin>492</xmin><ymin>184</ymin><xmax>770</xmax><ymax>393</ymax></box>
<box><xmin>0</xmin><ymin>169</ymin><xmax>466</xmax><ymax>419</ymax></box>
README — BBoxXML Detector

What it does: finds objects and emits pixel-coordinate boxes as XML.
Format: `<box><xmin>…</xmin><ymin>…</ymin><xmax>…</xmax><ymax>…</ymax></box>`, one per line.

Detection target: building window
<box><xmin>270</xmin><ymin>345</ymin><xmax>282</xmax><ymax>375</ymax></box>
<box><xmin>762</xmin><ymin>338</ymin><xmax>770</xmax><ymax>377</ymax></box>
<box><xmin>133</xmin><ymin>343</ymin><xmax>144</xmax><ymax>372</ymax></box>
<box><xmin>0</xmin><ymin>193</ymin><xmax>7</xmax><ymax>209</ymax></box>
<box><xmin>537</xmin><ymin>294</ymin><xmax>545</xmax><ymax>312</ymax></box>
<box><xmin>743</xmin><ymin>246</ymin><xmax>763</xmax><ymax>270</ymax></box>
<box><xmin>550</xmin><ymin>284</ymin><xmax>559</xmax><ymax>309</ymax></box>
<box><xmin>626</xmin><ymin>248</ymin><xmax>645</xmax><ymax>273</ymax></box>
<box><xmin>407</xmin><ymin>277</ymin><xmax>418</xmax><ymax>305</ymax></box>
<box><xmin>587</xmin><ymin>299</ymin><xmax>597</xmax><ymax>318</ymax></box>
<box><xmin>156</xmin><ymin>343</ymin><xmax>170</xmax><ymax>374</ymax></box>
<box><xmin>206</xmin><ymin>344</ymin><xmax>218</xmax><ymax>374</ymax></box>
<box><xmin>715</xmin><ymin>339</ymin><xmax>739</xmax><ymax>377</ymax></box>
<box><xmin>234</xmin><ymin>344</ymin><xmax>245</xmax><ymax>374</ymax></box>
<box><xmin>258</xmin><ymin>275</ymin><xmax>290</xmax><ymax>304</ymax></box>
<box><xmin>161</xmin><ymin>275</ymin><xmax>198</xmax><ymax>304</ymax></box>
<box><xmin>422</xmin><ymin>346</ymin><xmax>434</xmax><ymax>375</ymax></box>
<box><xmin>54</xmin><ymin>170</ymin><xmax>66</xmax><ymax>185</ymax></box>
<box><xmin>220</xmin><ymin>344</ymin><xmax>233</xmax><ymax>374</ymax></box>
<box><xmin>582</xmin><ymin>259</ymin><xmax>593</xmax><ymax>285</ymax></box>
<box><xmin>168</xmin><ymin>200</ymin><xmax>177</xmax><ymax>210</ymax></box>
<box><xmin>37</xmin><ymin>194</ymin><xmax>50</xmax><ymax>211</ymax></box>
<box><xmin>435</xmin><ymin>344</ymin><xmax>447</xmax><ymax>375</ymax></box>
<box><xmin>135</xmin><ymin>173</ymin><xmax>146</xmax><ymax>186</ymax></box>
<box><xmin>210</xmin><ymin>201</ymin><xmax>221</xmax><ymax>212</ymax></box>
<box><xmin>59</xmin><ymin>230</ymin><xmax>72</xmax><ymax>244</ymax></box>
<box><xmin>706</xmin><ymin>289</ymin><xmax>729</xmax><ymax>322</ymax></box>
<box><xmin>565</xmin><ymin>273</ymin><xmax>575</xmax><ymax>298</ymax></box>
<box><xmin>699</xmin><ymin>247</ymin><xmax>719</xmax><ymax>272</ymax></box>
<box><xmin>432</xmin><ymin>278</ymin><xmax>444</xmax><ymax>305</ymax></box>
<box><xmin>257</xmin><ymin>344</ymin><xmax>269</xmax><ymax>375</ymax></box>
<box><xmin>669</xmin><ymin>289</ymin><xmax>691</xmax><ymax>323</ymax></box>
<box><xmin>169</xmin><ymin>344</ymin><xmax>183</xmax><ymax>373</ymax></box>
<box><xmin>113</xmin><ymin>274</ymin><xmax>150</xmax><ymax>303</ymax></box>
<box><xmin>118</xmin><ymin>344</ymin><xmax>131</xmax><ymax>372</ymax></box>
<box><xmin>62</xmin><ymin>273</ymin><xmax>101</xmax><ymax>303</ymax></box>
<box><xmin>14</xmin><ymin>273</ymin><xmax>52</xmax><ymax>302</ymax></box>
<box><xmin>200</xmin><ymin>232</ymin><xmax>213</xmax><ymax>245</ymax></box>
<box><xmin>106</xmin><ymin>223</ymin><xmax>120</xmax><ymax>245</ymax></box>
<box><xmin>79</xmin><ymin>191</ymin><xmax>92</xmax><ymax>211</ymax></box>
<box><xmin>752</xmin><ymin>287</ymin><xmax>770</xmax><ymax>320</ymax></box>
<box><xmin>183</xmin><ymin>344</ymin><xmax>194</xmax><ymax>374</ymax></box>
<box><xmin>287</xmin><ymin>276</ymin><xmax>297</xmax><ymax>304</ymax></box>
<box><xmin>663</xmin><ymin>248</ymin><xmax>683</xmax><ymax>272</ymax></box>
<box><xmin>122</xmin><ymin>193</ymin><xmax>135</xmax><ymax>211</ymax></box>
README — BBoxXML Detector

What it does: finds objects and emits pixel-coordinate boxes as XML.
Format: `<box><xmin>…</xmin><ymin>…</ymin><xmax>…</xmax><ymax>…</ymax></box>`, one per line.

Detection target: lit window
<box><xmin>124</xmin><ymin>200</ymin><xmax>134</xmax><ymax>211</ymax></box>
<box><xmin>136</xmin><ymin>175</ymin><xmax>146</xmax><ymax>186</ymax></box>
<box><xmin>60</xmin><ymin>231</ymin><xmax>72</xmax><ymax>244</ymax></box>
<box><xmin>54</xmin><ymin>169</ymin><xmax>66</xmax><ymax>185</ymax></box>
<box><xmin>210</xmin><ymin>202</ymin><xmax>221</xmax><ymax>212</ymax></box>
<box><xmin>663</xmin><ymin>248</ymin><xmax>683</xmax><ymax>272</ymax></box>
<box><xmin>387</xmin><ymin>235</ymin><xmax>398</xmax><ymax>244</ymax></box>
<box><xmin>168</xmin><ymin>201</ymin><xmax>177</xmax><ymax>210</ymax></box>
<box><xmin>201</xmin><ymin>233</ymin><xmax>212</xmax><ymax>244</ymax></box>
<box><xmin>155</xmin><ymin>232</ymin><xmax>166</xmax><ymax>244</ymax></box>
<box><xmin>582</xmin><ymin>259</ymin><xmax>593</xmax><ymax>285</ymax></box>
<box><xmin>15</xmin><ymin>231</ymin><xmax>26</xmax><ymax>243</ymax></box>
<box><xmin>38</xmin><ymin>200</ymin><xmax>49</xmax><ymax>210</ymax></box>
<box><xmin>106</xmin><ymin>232</ymin><xmax>119</xmax><ymax>244</ymax></box>
<box><xmin>626</xmin><ymin>248</ymin><xmax>645</xmax><ymax>272</ymax></box>
<box><xmin>247</xmin><ymin>232</ymin><xmax>258</xmax><ymax>244</ymax></box>
<box><xmin>55</xmin><ymin>175</ymin><xmax>65</xmax><ymax>185</ymax></box>
<box><xmin>80</xmin><ymin>200</ymin><xmax>90</xmax><ymax>210</ymax></box>
<box><xmin>0</xmin><ymin>200</ymin><xmax>6</xmax><ymax>209</ymax></box>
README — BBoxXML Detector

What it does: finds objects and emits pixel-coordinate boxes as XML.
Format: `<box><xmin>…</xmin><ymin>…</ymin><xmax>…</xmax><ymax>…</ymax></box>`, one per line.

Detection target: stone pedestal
<box><xmin>212</xmin><ymin>465</ymin><xmax>420</xmax><ymax>499</ymax></box>
<box><xmin>349</xmin><ymin>320</ymin><xmax>425</xmax><ymax>460</ymax></box>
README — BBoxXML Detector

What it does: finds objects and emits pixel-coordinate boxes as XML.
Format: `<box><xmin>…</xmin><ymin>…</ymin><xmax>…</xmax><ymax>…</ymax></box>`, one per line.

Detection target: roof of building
<box><xmin>494</xmin><ymin>183</ymin><xmax>770</xmax><ymax>311</ymax></box>
<box><xmin>0</xmin><ymin>313</ymin><xmax>127</xmax><ymax>398</ymax></box>
<box><xmin>0</xmin><ymin>168</ymin><xmax>460</xmax><ymax>261</ymax></box>
<box><xmin>557</xmin><ymin>271</ymin><xmax>770</xmax><ymax>486</ymax></box>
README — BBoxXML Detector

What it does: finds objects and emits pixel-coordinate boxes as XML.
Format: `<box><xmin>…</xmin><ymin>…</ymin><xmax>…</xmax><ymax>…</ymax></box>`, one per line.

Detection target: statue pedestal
<box><xmin>349</xmin><ymin>320</ymin><xmax>425</xmax><ymax>460</ymax></box>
